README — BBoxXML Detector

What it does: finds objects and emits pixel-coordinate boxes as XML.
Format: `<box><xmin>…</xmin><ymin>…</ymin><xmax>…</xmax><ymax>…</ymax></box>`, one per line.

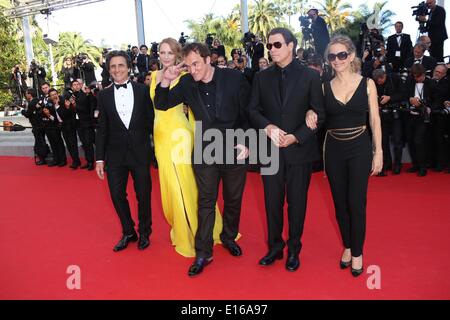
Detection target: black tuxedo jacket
<box><xmin>404</xmin><ymin>55</ymin><xmax>437</xmax><ymax>73</ymax></box>
<box><xmin>249</xmin><ymin>61</ymin><xmax>325</xmax><ymax>164</ymax></box>
<box><xmin>96</xmin><ymin>82</ymin><xmax>154</xmax><ymax>166</ymax></box>
<box><xmin>427</xmin><ymin>5</ymin><xmax>448</xmax><ymax>42</ymax></box>
<box><xmin>386</xmin><ymin>33</ymin><xmax>413</xmax><ymax>61</ymax></box>
<box><xmin>405</xmin><ymin>77</ymin><xmax>437</xmax><ymax>107</ymax></box>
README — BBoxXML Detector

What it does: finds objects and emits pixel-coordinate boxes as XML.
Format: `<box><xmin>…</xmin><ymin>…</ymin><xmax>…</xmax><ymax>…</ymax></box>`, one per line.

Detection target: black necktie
<box><xmin>280</xmin><ymin>68</ymin><xmax>286</xmax><ymax>104</ymax></box>
<box><xmin>115</xmin><ymin>82</ymin><xmax>128</xmax><ymax>89</ymax></box>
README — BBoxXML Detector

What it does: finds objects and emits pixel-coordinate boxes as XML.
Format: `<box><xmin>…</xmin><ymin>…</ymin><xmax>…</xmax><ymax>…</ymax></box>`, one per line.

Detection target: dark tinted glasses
<box><xmin>266</xmin><ymin>42</ymin><xmax>283</xmax><ymax>50</ymax></box>
<box><xmin>327</xmin><ymin>51</ymin><xmax>349</xmax><ymax>61</ymax></box>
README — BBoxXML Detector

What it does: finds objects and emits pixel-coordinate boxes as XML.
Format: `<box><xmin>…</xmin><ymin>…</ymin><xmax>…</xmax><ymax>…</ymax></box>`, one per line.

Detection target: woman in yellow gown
<box><xmin>150</xmin><ymin>38</ymin><xmax>222</xmax><ymax>257</ymax></box>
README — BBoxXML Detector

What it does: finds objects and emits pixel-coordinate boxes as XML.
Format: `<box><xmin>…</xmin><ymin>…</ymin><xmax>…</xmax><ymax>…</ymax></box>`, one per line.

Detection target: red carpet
<box><xmin>1</xmin><ymin>156</ymin><xmax>449</xmax><ymax>300</ymax></box>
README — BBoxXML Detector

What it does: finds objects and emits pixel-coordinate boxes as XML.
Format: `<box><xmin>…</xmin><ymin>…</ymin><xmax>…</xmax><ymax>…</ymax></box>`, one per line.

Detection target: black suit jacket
<box><xmin>427</xmin><ymin>5</ymin><xmax>448</xmax><ymax>42</ymax></box>
<box><xmin>405</xmin><ymin>76</ymin><xmax>437</xmax><ymax>108</ymax></box>
<box><xmin>96</xmin><ymin>82</ymin><xmax>154</xmax><ymax>166</ymax></box>
<box><xmin>404</xmin><ymin>55</ymin><xmax>437</xmax><ymax>74</ymax></box>
<box><xmin>249</xmin><ymin>61</ymin><xmax>325</xmax><ymax>164</ymax></box>
<box><xmin>386</xmin><ymin>33</ymin><xmax>413</xmax><ymax>63</ymax></box>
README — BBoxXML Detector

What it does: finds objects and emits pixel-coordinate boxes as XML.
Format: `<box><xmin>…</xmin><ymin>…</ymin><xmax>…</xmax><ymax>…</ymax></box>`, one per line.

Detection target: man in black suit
<box><xmin>135</xmin><ymin>45</ymin><xmax>151</xmax><ymax>77</ymax></box>
<box><xmin>404</xmin><ymin>44</ymin><xmax>437</xmax><ymax>76</ymax></box>
<box><xmin>418</xmin><ymin>0</ymin><xmax>448</xmax><ymax>62</ymax></box>
<box><xmin>155</xmin><ymin>43</ymin><xmax>251</xmax><ymax>277</ymax></box>
<box><xmin>307</xmin><ymin>8</ymin><xmax>330</xmax><ymax>59</ymax></box>
<box><xmin>249</xmin><ymin>28</ymin><xmax>325</xmax><ymax>271</ymax></box>
<box><xmin>95</xmin><ymin>50</ymin><xmax>154</xmax><ymax>252</ymax></box>
<box><xmin>386</xmin><ymin>21</ymin><xmax>413</xmax><ymax>72</ymax></box>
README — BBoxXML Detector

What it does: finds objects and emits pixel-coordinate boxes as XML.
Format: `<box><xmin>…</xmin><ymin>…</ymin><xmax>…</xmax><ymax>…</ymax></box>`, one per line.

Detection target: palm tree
<box><xmin>315</xmin><ymin>0</ymin><xmax>352</xmax><ymax>33</ymax></box>
<box><xmin>248</xmin><ymin>0</ymin><xmax>281</xmax><ymax>43</ymax></box>
<box><xmin>53</xmin><ymin>32</ymin><xmax>102</xmax><ymax>71</ymax></box>
<box><xmin>274</xmin><ymin>0</ymin><xmax>305</xmax><ymax>27</ymax></box>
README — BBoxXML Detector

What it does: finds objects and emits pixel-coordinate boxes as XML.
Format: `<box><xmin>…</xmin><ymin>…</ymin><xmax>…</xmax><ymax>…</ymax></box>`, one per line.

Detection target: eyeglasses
<box><xmin>266</xmin><ymin>42</ymin><xmax>284</xmax><ymax>50</ymax></box>
<box><xmin>327</xmin><ymin>51</ymin><xmax>349</xmax><ymax>61</ymax></box>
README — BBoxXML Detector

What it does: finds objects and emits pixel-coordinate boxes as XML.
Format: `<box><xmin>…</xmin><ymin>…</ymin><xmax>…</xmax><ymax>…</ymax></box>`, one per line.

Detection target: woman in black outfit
<box><xmin>307</xmin><ymin>35</ymin><xmax>382</xmax><ymax>277</ymax></box>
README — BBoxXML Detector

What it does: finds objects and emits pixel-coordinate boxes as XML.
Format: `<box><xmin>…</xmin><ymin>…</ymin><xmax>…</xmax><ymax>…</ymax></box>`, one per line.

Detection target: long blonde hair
<box><xmin>324</xmin><ymin>35</ymin><xmax>360</xmax><ymax>74</ymax></box>
<box><xmin>159</xmin><ymin>38</ymin><xmax>182</xmax><ymax>65</ymax></box>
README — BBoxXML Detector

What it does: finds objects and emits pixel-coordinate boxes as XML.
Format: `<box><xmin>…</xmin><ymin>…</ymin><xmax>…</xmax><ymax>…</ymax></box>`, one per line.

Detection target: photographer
<box><xmin>68</xmin><ymin>80</ymin><xmax>95</xmax><ymax>170</ymax></box>
<box><xmin>136</xmin><ymin>44</ymin><xmax>151</xmax><ymax>76</ymax></box>
<box><xmin>10</xmin><ymin>64</ymin><xmax>27</xmax><ymax>103</ymax></box>
<box><xmin>212</xmin><ymin>38</ymin><xmax>226</xmax><ymax>58</ymax></box>
<box><xmin>359</xmin><ymin>24</ymin><xmax>385</xmax><ymax>59</ymax></box>
<box><xmin>60</xmin><ymin>57</ymin><xmax>80</xmax><ymax>91</ymax></box>
<box><xmin>417</xmin><ymin>0</ymin><xmax>448</xmax><ymax>62</ymax></box>
<box><xmin>49</xmin><ymin>88</ymin><xmax>81</xmax><ymax>169</ymax></box>
<box><xmin>76</xmin><ymin>54</ymin><xmax>96</xmax><ymax>86</ymax></box>
<box><xmin>431</xmin><ymin>64</ymin><xmax>450</xmax><ymax>171</ymax></box>
<box><xmin>243</xmin><ymin>33</ymin><xmax>264</xmax><ymax>71</ymax></box>
<box><xmin>386</xmin><ymin>21</ymin><xmax>413</xmax><ymax>73</ymax></box>
<box><xmin>100</xmin><ymin>54</ymin><xmax>112</xmax><ymax>88</ymax></box>
<box><xmin>362</xmin><ymin>44</ymin><xmax>393</xmax><ymax>78</ymax></box>
<box><xmin>373</xmin><ymin>69</ymin><xmax>407</xmax><ymax>175</ymax></box>
<box><xmin>28</xmin><ymin>60</ymin><xmax>47</xmax><ymax>93</ymax></box>
<box><xmin>307</xmin><ymin>8</ymin><xmax>330</xmax><ymax>58</ymax></box>
<box><xmin>405</xmin><ymin>44</ymin><xmax>437</xmax><ymax>76</ymax></box>
<box><xmin>22</xmin><ymin>88</ymin><xmax>49</xmax><ymax>165</ymax></box>
<box><xmin>404</xmin><ymin>63</ymin><xmax>437</xmax><ymax>176</ymax></box>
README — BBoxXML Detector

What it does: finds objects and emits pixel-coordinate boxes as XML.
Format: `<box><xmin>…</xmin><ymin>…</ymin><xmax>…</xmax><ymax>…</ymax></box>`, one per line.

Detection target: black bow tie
<box><xmin>396</xmin><ymin>33</ymin><xmax>402</xmax><ymax>37</ymax></box>
<box><xmin>114</xmin><ymin>82</ymin><xmax>129</xmax><ymax>89</ymax></box>
<box><xmin>414</xmin><ymin>59</ymin><xmax>422</xmax><ymax>63</ymax></box>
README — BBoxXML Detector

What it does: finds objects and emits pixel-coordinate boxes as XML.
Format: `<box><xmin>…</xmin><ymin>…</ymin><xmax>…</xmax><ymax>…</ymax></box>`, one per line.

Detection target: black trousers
<box><xmin>193</xmin><ymin>164</ymin><xmax>247</xmax><ymax>258</ymax></box>
<box><xmin>106</xmin><ymin>158</ymin><xmax>152</xmax><ymax>236</ymax></box>
<box><xmin>261</xmin><ymin>157</ymin><xmax>313</xmax><ymax>256</ymax></box>
<box><xmin>406</xmin><ymin>114</ymin><xmax>427</xmax><ymax>169</ymax></box>
<box><xmin>31</xmin><ymin>127</ymin><xmax>48</xmax><ymax>161</ymax></box>
<box><xmin>435</xmin><ymin>114</ymin><xmax>450</xmax><ymax>167</ymax></box>
<box><xmin>45</xmin><ymin>126</ymin><xmax>66</xmax><ymax>164</ymax></box>
<box><xmin>61</xmin><ymin>125</ymin><xmax>80</xmax><ymax>165</ymax></box>
<box><xmin>429</xmin><ymin>39</ymin><xmax>444</xmax><ymax>62</ymax></box>
<box><xmin>325</xmin><ymin>132</ymin><xmax>372</xmax><ymax>257</ymax></box>
<box><xmin>380</xmin><ymin>112</ymin><xmax>404</xmax><ymax>168</ymax></box>
<box><xmin>77</xmin><ymin>125</ymin><xmax>95</xmax><ymax>163</ymax></box>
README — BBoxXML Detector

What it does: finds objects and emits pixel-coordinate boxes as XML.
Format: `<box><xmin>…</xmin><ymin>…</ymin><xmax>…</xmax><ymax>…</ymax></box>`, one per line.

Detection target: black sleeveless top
<box><xmin>324</xmin><ymin>77</ymin><xmax>369</xmax><ymax>129</ymax></box>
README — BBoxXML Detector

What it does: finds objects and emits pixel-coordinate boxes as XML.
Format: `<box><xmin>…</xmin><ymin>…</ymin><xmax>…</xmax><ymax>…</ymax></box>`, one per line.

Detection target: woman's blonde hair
<box><xmin>159</xmin><ymin>38</ymin><xmax>182</xmax><ymax>64</ymax></box>
<box><xmin>324</xmin><ymin>34</ymin><xmax>360</xmax><ymax>74</ymax></box>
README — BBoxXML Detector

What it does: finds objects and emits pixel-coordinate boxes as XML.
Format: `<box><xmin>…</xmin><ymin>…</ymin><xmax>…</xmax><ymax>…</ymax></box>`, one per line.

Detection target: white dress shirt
<box><xmin>114</xmin><ymin>82</ymin><xmax>134</xmax><ymax>129</ymax></box>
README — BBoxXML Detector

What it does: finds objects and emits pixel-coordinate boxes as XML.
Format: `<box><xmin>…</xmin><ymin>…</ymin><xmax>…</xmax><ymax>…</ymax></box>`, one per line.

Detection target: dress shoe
<box><xmin>36</xmin><ymin>160</ymin><xmax>46</xmax><ymax>166</ymax></box>
<box><xmin>138</xmin><ymin>235</ymin><xmax>150</xmax><ymax>250</ymax></box>
<box><xmin>87</xmin><ymin>163</ymin><xmax>95</xmax><ymax>171</ymax></box>
<box><xmin>58</xmin><ymin>161</ymin><xmax>67</xmax><ymax>167</ymax></box>
<box><xmin>188</xmin><ymin>257</ymin><xmax>213</xmax><ymax>277</ymax></box>
<box><xmin>377</xmin><ymin>169</ymin><xmax>387</xmax><ymax>177</ymax></box>
<box><xmin>113</xmin><ymin>233</ymin><xmax>138</xmax><ymax>252</ymax></box>
<box><xmin>259</xmin><ymin>251</ymin><xmax>283</xmax><ymax>266</ymax></box>
<box><xmin>47</xmin><ymin>161</ymin><xmax>57</xmax><ymax>167</ymax></box>
<box><xmin>407</xmin><ymin>166</ymin><xmax>419</xmax><ymax>173</ymax></box>
<box><xmin>70</xmin><ymin>162</ymin><xmax>80</xmax><ymax>169</ymax></box>
<box><xmin>80</xmin><ymin>163</ymin><xmax>89</xmax><ymax>169</ymax></box>
<box><xmin>351</xmin><ymin>267</ymin><xmax>364</xmax><ymax>277</ymax></box>
<box><xmin>285</xmin><ymin>254</ymin><xmax>300</xmax><ymax>271</ymax></box>
<box><xmin>433</xmin><ymin>164</ymin><xmax>443</xmax><ymax>172</ymax></box>
<box><xmin>223</xmin><ymin>241</ymin><xmax>242</xmax><ymax>256</ymax></box>
<box><xmin>392</xmin><ymin>164</ymin><xmax>401</xmax><ymax>175</ymax></box>
<box><xmin>418</xmin><ymin>168</ymin><xmax>427</xmax><ymax>177</ymax></box>
<box><xmin>340</xmin><ymin>260</ymin><xmax>352</xmax><ymax>269</ymax></box>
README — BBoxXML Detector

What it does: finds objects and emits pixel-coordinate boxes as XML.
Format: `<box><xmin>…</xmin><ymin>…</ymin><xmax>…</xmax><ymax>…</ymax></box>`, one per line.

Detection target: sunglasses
<box><xmin>327</xmin><ymin>51</ymin><xmax>349</xmax><ymax>61</ymax></box>
<box><xmin>266</xmin><ymin>42</ymin><xmax>284</xmax><ymax>50</ymax></box>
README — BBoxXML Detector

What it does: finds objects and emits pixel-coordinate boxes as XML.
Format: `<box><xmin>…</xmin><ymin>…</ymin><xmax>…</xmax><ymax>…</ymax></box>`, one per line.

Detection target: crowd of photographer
<box><xmin>11</xmin><ymin>0</ymin><xmax>450</xmax><ymax>176</ymax></box>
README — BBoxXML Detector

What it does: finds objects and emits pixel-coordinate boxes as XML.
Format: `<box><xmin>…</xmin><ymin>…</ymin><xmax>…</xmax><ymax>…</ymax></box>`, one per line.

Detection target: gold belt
<box><xmin>323</xmin><ymin>125</ymin><xmax>367</xmax><ymax>176</ymax></box>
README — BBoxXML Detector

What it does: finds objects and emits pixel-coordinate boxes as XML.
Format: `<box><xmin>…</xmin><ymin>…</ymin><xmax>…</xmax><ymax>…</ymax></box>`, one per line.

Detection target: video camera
<box><xmin>75</xmin><ymin>53</ymin><xmax>88</xmax><ymax>66</ymax></box>
<box><xmin>411</xmin><ymin>1</ymin><xmax>429</xmax><ymax>33</ymax></box>
<box><xmin>299</xmin><ymin>16</ymin><xmax>313</xmax><ymax>42</ymax></box>
<box><xmin>241</xmin><ymin>32</ymin><xmax>256</xmax><ymax>56</ymax></box>
<box><xmin>179</xmin><ymin>32</ymin><xmax>189</xmax><ymax>47</ymax></box>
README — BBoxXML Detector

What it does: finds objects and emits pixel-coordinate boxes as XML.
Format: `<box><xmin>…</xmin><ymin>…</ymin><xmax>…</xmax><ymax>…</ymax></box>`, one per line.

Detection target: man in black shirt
<box><xmin>155</xmin><ymin>43</ymin><xmax>251</xmax><ymax>277</ymax></box>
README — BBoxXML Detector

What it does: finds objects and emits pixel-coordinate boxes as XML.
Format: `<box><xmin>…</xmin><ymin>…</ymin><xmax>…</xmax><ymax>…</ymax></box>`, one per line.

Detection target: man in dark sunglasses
<box><xmin>249</xmin><ymin>27</ymin><xmax>325</xmax><ymax>272</ymax></box>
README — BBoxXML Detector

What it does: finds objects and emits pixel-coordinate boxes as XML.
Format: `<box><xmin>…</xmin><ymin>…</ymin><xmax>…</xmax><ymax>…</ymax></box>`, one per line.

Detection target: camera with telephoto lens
<box><xmin>76</xmin><ymin>53</ymin><xmax>88</xmax><ymax>66</ymax></box>
<box><xmin>411</xmin><ymin>1</ymin><xmax>429</xmax><ymax>33</ymax></box>
<box><xmin>178</xmin><ymin>32</ymin><xmax>189</xmax><ymax>47</ymax></box>
<box><xmin>64</xmin><ymin>89</ymin><xmax>75</xmax><ymax>102</ymax></box>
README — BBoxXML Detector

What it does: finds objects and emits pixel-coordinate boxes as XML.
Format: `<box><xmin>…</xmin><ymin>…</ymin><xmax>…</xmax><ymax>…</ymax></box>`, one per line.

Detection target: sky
<box><xmin>34</xmin><ymin>0</ymin><xmax>450</xmax><ymax>56</ymax></box>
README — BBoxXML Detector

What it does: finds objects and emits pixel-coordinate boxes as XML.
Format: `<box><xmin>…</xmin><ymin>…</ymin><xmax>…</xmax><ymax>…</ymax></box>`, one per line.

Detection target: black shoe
<box><xmin>285</xmin><ymin>254</ymin><xmax>300</xmax><ymax>272</ymax></box>
<box><xmin>87</xmin><ymin>163</ymin><xmax>95</xmax><ymax>171</ymax></box>
<box><xmin>377</xmin><ymin>170</ymin><xmax>387</xmax><ymax>177</ymax></box>
<box><xmin>47</xmin><ymin>161</ymin><xmax>57</xmax><ymax>167</ymax></box>
<box><xmin>340</xmin><ymin>260</ymin><xmax>352</xmax><ymax>269</ymax></box>
<box><xmin>222</xmin><ymin>241</ymin><xmax>242</xmax><ymax>256</ymax></box>
<box><xmin>80</xmin><ymin>164</ymin><xmax>89</xmax><ymax>169</ymax></box>
<box><xmin>70</xmin><ymin>162</ymin><xmax>80</xmax><ymax>169</ymax></box>
<box><xmin>418</xmin><ymin>168</ymin><xmax>427</xmax><ymax>177</ymax></box>
<box><xmin>113</xmin><ymin>233</ymin><xmax>138</xmax><ymax>252</ymax></box>
<box><xmin>433</xmin><ymin>165</ymin><xmax>443</xmax><ymax>172</ymax></box>
<box><xmin>259</xmin><ymin>251</ymin><xmax>283</xmax><ymax>266</ymax></box>
<box><xmin>138</xmin><ymin>235</ymin><xmax>150</xmax><ymax>250</ymax></box>
<box><xmin>36</xmin><ymin>159</ymin><xmax>46</xmax><ymax>165</ymax></box>
<box><xmin>393</xmin><ymin>164</ymin><xmax>401</xmax><ymax>175</ymax></box>
<box><xmin>351</xmin><ymin>267</ymin><xmax>364</xmax><ymax>277</ymax></box>
<box><xmin>407</xmin><ymin>166</ymin><xmax>419</xmax><ymax>173</ymax></box>
<box><xmin>188</xmin><ymin>257</ymin><xmax>213</xmax><ymax>277</ymax></box>
<box><xmin>57</xmin><ymin>161</ymin><xmax>67</xmax><ymax>167</ymax></box>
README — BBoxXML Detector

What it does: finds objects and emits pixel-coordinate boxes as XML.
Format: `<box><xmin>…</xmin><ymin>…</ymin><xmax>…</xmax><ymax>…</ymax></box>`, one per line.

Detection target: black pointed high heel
<box><xmin>340</xmin><ymin>260</ymin><xmax>352</xmax><ymax>269</ymax></box>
